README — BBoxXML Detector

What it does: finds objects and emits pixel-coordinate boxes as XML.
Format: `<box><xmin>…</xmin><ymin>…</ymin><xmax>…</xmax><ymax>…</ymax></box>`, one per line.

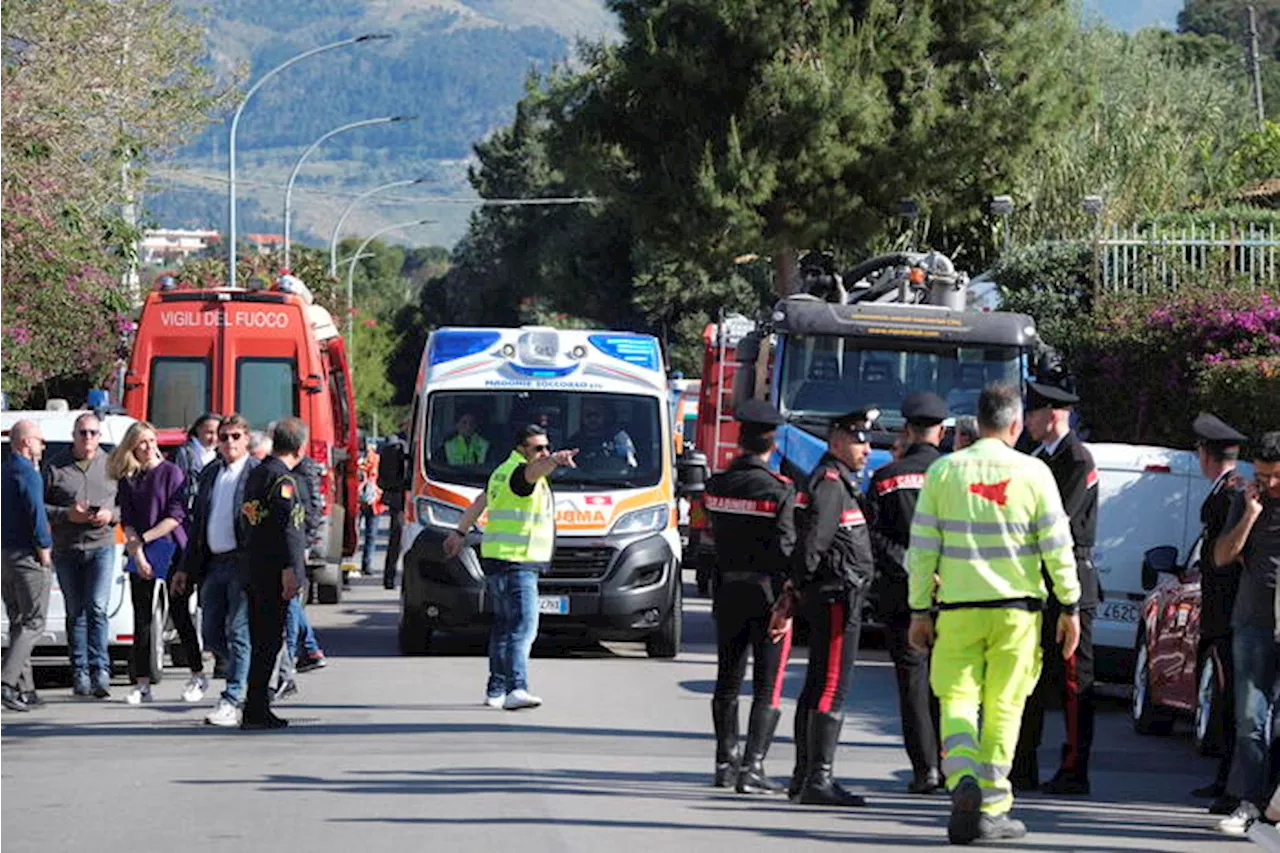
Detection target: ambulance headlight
<box><xmin>610</xmin><ymin>505</ymin><xmax>668</xmax><ymax>536</ymax></box>
<box><xmin>417</xmin><ymin>498</ymin><xmax>464</xmax><ymax>530</ymax></box>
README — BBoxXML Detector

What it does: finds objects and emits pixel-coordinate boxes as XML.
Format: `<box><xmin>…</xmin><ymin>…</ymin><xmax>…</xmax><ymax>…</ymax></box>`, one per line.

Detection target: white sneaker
<box><xmin>125</xmin><ymin>685</ymin><xmax>153</xmax><ymax>705</ymax></box>
<box><xmin>1219</xmin><ymin>802</ymin><xmax>1261</xmax><ymax>836</ymax></box>
<box><xmin>502</xmin><ymin>689</ymin><xmax>543</xmax><ymax>710</ymax></box>
<box><xmin>204</xmin><ymin>698</ymin><xmax>242</xmax><ymax>727</ymax></box>
<box><xmin>484</xmin><ymin>694</ymin><xmax>505</xmax><ymax>709</ymax></box>
<box><xmin>181</xmin><ymin>674</ymin><xmax>210</xmax><ymax>703</ymax></box>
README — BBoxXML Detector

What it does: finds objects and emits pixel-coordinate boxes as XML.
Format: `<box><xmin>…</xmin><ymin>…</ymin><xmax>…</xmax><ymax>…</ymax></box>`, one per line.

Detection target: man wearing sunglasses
<box><xmin>172</xmin><ymin>413</ymin><xmax>259</xmax><ymax>727</ymax></box>
<box><xmin>444</xmin><ymin>425</ymin><xmax>578</xmax><ymax>711</ymax></box>
<box><xmin>786</xmin><ymin>408</ymin><xmax>878</xmax><ymax>807</ymax></box>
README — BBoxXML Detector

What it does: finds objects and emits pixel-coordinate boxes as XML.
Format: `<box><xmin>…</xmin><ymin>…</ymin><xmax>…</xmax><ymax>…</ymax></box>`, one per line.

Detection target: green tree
<box><xmin>1179</xmin><ymin>0</ymin><xmax>1280</xmax><ymax>119</ymax></box>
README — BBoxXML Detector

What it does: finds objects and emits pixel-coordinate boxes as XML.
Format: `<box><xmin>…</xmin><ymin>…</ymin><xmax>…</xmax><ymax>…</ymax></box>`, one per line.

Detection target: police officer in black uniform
<box><xmin>704</xmin><ymin>400</ymin><xmax>798</xmax><ymax>794</ymax></box>
<box><xmin>787</xmin><ymin>408</ymin><xmax>877</xmax><ymax>807</ymax></box>
<box><xmin>1188</xmin><ymin>412</ymin><xmax>1248</xmax><ymax>814</ymax></box>
<box><xmin>1011</xmin><ymin>378</ymin><xmax>1100</xmax><ymax>794</ymax></box>
<box><xmin>868</xmin><ymin>392</ymin><xmax>946</xmax><ymax>795</ymax></box>
<box><xmin>240</xmin><ymin>417</ymin><xmax>309</xmax><ymax>731</ymax></box>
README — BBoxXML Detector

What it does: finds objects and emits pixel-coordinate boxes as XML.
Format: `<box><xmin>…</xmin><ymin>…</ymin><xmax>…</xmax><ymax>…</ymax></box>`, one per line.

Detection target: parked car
<box><xmin>1131</xmin><ymin>541</ymin><xmax>1229</xmax><ymax>756</ymax></box>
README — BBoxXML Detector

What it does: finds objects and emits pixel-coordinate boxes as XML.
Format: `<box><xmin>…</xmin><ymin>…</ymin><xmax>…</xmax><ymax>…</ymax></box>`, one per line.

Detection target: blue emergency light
<box><xmin>428</xmin><ymin>330</ymin><xmax>501</xmax><ymax>366</ymax></box>
<box><xmin>589</xmin><ymin>334</ymin><xmax>659</xmax><ymax>371</ymax></box>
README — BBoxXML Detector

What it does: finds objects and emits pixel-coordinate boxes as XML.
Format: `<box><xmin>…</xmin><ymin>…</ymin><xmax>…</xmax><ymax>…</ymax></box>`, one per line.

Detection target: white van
<box><xmin>1088</xmin><ymin>442</ymin><xmax>1253</xmax><ymax>682</ymax></box>
<box><xmin>0</xmin><ymin>409</ymin><xmax>141</xmax><ymax>676</ymax></box>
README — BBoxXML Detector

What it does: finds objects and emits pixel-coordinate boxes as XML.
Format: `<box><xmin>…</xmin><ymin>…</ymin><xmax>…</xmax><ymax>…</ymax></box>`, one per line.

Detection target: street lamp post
<box><xmin>283</xmin><ymin>115</ymin><xmax>416</xmax><ymax>268</ymax></box>
<box><xmin>345</xmin><ymin>218</ymin><xmax>436</xmax><ymax>361</ymax></box>
<box><xmin>227</xmin><ymin>32</ymin><xmax>390</xmax><ymax>289</ymax></box>
<box><xmin>988</xmin><ymin>194</ymin><xmax>1015</xmax><ymax>256</ymax></box>
<box><xmin>329</xmin><ymin>178</ymin><xmax>427</xmax><ymax>277</ymax></box>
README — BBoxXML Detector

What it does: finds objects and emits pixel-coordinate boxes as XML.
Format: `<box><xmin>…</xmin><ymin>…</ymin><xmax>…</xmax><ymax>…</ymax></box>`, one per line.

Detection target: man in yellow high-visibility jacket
<box><xmin>906</xmin><ymin>383</ymin><xmax>1081</xmax><ymax>846</ymax></box>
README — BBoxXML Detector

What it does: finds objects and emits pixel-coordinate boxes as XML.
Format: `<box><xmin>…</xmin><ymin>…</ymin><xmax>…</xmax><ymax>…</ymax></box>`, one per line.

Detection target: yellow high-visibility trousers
<box><xmin>931</xmin><ymin>607</ymin><xmax>1042</xmax><ymax>816</ymax></box>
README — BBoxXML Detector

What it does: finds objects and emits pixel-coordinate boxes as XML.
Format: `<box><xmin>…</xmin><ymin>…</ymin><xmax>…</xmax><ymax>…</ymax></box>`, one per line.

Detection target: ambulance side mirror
<box><xmin>676</xmin><ymin>450</ymin><xmax>709</xmax><ymax>499</ymax></box>
<box><xmin>301</xmin><ymin>373</ymin><xmax>324</xmax><ymax>394</ymax></box>
<box><xmin>1141</xmin><ymin>545</ymin><xmax>1180</xmax><ymax>592</ymax></box>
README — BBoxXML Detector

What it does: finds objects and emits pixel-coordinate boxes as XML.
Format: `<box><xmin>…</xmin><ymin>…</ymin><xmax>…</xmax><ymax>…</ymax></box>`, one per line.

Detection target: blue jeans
<box><xmin>360</xmin><ymin>507</ymin><xmax>377</xmax><ymax>572</ymax></box>
<box><xmin>1227</xmin><ymin>625</ymin><xmax>1279</xmax><ymax>804</ymax></box>
<box><xmin>201</xmin><ymin>555</ymin><xmax>250</xmax><ymax>705</ymax></box>
<box><xmin>484</xmin><ymin>561</ymin><xmax>543</xmax><ymax>696</ymax></box>
<box><xmin>286</xmin><ymin>595</ymin><xmax>320</xmax><ymax>658</ymax></box>
<box><xmin>54</xmin><ymin>547</ymin><xmax>115</xmax><ymax>686</ymax></box>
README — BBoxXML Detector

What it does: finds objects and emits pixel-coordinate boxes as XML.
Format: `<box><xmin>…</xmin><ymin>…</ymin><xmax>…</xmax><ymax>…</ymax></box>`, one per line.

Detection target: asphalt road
<box><xmin>0</xmin><ymin>562</ymin><xmax>1255</xmax><ymax>853</ymax></box>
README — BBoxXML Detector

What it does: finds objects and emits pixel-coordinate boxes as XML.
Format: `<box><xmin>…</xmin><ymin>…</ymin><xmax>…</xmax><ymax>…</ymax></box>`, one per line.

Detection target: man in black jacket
<box><xmin>868</xmin><ymin>392</ymin><xmax>947</xmax><ymax>795</ymax></box>
<box><xmin>704</xmin><ymin>400</ymin><xmax>798</xmax><ymax>794</ymax></box>
<box><xmin>787</xmin><ymin>408</ymin><xmax>877</xmax><ymax>807</ymax></box>
<box><xmin>379</xmin><ymin>422</ymin><xmax>410</xmax><ymax>590</ymax></box>
<box><xmin>240</xmin><ymin>418</ymin><xmax>310</xmax><ymax>730</ymax></box>
<box><xmin>1011</xmin><ymin>378</ymin><xmax>1100</xmax><ymax>795</ymax></box>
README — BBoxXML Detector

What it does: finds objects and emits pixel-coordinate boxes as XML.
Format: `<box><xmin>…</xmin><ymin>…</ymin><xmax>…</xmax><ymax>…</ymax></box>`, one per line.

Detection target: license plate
<box><xmin>1098</xmin><ymin>601</ymin><xmax>1140</xmax><ymax>623</ymax></box>
<box><xmin>538</xmin><ymin>596</ymin><xmax>569</xmax><ymax>615</ymax></box>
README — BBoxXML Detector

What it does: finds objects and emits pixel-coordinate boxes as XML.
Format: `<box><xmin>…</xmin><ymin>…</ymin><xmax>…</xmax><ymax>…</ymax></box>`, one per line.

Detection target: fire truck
<box><xmin>681</xmin><ymin>251</ymin><xmax>1044</xmax><ymax>599</ymax></box>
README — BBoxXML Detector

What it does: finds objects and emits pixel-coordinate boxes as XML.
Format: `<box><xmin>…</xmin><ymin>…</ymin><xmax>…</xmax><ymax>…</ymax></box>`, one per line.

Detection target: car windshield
<box><xmin>778</xmin><ymin>336</ymin><xmax>1023</xmax><ymax>427</ymax></box>
<box><xmin>425</xmin><ymin>390</ymin><xmax>664</xmax><ymax>490</ymax></box>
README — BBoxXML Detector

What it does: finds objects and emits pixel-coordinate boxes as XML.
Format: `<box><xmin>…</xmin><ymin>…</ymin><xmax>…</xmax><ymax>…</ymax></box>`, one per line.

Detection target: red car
<box><xmin>1131</xmin><ymin>541</ymin><xmax>1229</xmax><ymax>755</ymax></box>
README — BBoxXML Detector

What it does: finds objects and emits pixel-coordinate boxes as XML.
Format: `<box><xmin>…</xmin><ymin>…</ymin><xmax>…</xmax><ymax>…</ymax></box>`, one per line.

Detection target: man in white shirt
<box><xmin>171</xmin><ymin>414</ymin><xmax>260</xmax><ymax>727</ymax></box>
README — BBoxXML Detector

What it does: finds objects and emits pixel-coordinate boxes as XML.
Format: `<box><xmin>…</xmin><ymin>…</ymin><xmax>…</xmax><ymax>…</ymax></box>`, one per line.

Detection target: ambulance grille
<box><xmin>548</xmin><ymin>546</ymin><xmax>614</xmax><ymax>579</ymax></box>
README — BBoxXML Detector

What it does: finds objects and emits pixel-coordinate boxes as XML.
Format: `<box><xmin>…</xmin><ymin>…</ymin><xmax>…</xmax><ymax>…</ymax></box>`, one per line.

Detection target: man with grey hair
<box><xmin>3</xmin><ymin>420</ymin><xmax>53</xmax><ymax>711</ymax></box>
<box><xmin>953</xmin><ymin>416</ymin><xmax>979</xmax><ymax>451</ymax></box>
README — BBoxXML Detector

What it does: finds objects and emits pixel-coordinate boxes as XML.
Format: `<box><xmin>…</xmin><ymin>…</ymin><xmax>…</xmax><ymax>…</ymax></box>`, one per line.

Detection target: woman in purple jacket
<box><xmin>108</xmin><ymin>421</ymin><xmax>203</xmax><ymax>705</ymax></box>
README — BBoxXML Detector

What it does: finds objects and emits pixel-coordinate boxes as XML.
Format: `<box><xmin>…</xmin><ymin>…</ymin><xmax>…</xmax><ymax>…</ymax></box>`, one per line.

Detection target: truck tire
<box><xmin>646</xmin><ymin>579</ymin><xmax>682</xmax><ymax>659</ymax></box>
<box><xmin>399</xmin><ymin>603</ymin><xmax>432</xmax><ymax>656</ymax></box>
<box><xmin>1132</xmin><ymin>631</ymin><xmax>1172</xmax><ymax>735</ymax></box>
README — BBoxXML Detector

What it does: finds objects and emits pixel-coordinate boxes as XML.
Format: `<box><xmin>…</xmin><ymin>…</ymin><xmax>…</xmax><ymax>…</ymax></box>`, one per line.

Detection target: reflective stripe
<box><xmin>795</xmin><ymin>493</ymin><xmax>811</xmax><ymax>509</ymax></box>
<box><xmin>1037</xmin><ymin>532</ymin><xmax>1074</xmax><ymax>554</ymax></box>
<box><xmin>487</xmin><ymin>509</ymin><xmax>537</xmax><ymax>522</ymax></box>
<box><xmin>839</xmin><ymin>508</ymin><xmax>865</xmax><ymax>527</ymax></box>
<box><xmin>980</xmin><ymin>786</ymin><xmax>1010</xmax><ymax>805</ymax></box>
<box><xmin>875</xmin><ymin>473</ymin><xmax>925</xmax><ymax>495</ymax></box>
<box><xmin>942</xmin><ymin>732</ymin><xmax>978</xmax><ymax>752</ymax></box>
<box><xmin>914</xmin><ymin>512</ymin><xmax>939</xmax><ymax>529</ymax></box>
<box><xmin>1032</xmin><ymin>512</ymin><xmax>1068</xmax><ymax>534</ymax></box>
<box><xmin>942</xmin><ymin>755</ymin><xmax>979</xmax><ymax>777</ymax></box>
<box><xmin>483</xmin><ymin>532</ymin><xmax>532</xmax><ymax>545</ymax></box>
<box><xmin>705</xmin><ymin>495</ymin><xmax>779</xmax><ymax>517</ymax></box>
<box><xmin>978</xmin><ymin>762</ymin><xmax>1011</xmax><ymax>782</ymax></box>
<box><xmin>939</xmin><ymin>541</ymin><xmax>1046</xmax><ymax>561</ymax></box>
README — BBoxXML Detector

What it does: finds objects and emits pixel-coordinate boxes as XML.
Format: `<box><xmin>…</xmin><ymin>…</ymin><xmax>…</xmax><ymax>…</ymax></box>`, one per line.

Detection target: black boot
<box><xmin>711</xmin><ymin>697</ymin><xmax>740</xmax><ymax>788</ymax></box>
<box><xmin>788</xmin><ymin>706</ymin><xmax>809</xmax><ymax>799</ymax></box>
<box><xmin>1041</xmin><ymin>744</ymin><xmax>1090</xmax><ymax>795</ymax></box>
<box><xmin>797</xmin><ymin>711</ymin><xmax>866</xmax><ymax>806</ymax></box>
<box><xmin>737</xmin><ymin>704</ymin><xmax>785</xmax><ymax>794</ymax></box>
<box><xmin>908</xmin><ymin>767</ymin><xmax>943</xmax><ymax>794</ymax></box>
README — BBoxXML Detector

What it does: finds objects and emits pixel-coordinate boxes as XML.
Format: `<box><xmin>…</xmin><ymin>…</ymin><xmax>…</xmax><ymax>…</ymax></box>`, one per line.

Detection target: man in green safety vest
<box><xmin>443</xmin><ymin>409</ymin><xmax>490</xmax><ymax>466</ymax></box>
<box><xmin>444</xmin><ymin>424</ymin><xmax>578</xmax><ymax>711</ymax></box>
<box><xmin>906</xmin><ymin>383</ymin><xmax>1081</xmax><ymax>846</ymax></box>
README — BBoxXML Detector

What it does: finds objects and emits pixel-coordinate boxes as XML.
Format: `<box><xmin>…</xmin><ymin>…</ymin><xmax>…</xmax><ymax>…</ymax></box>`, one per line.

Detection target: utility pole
<box><xmin>1248</xmin><ymin>5</ymin><xmax>1266</xmax><ymax>128</ymax></box>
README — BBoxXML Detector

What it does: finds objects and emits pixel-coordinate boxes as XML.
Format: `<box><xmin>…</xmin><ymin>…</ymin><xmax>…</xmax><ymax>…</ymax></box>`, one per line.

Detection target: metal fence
<box><xmin>1094</xmin><ymin>222</ymin><xmax>1279</xmax><ymax>292</ymax></box>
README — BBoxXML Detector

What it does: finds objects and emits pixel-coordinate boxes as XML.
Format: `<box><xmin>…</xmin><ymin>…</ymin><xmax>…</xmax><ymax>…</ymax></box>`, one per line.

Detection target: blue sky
<box><xmin>1086</xmin><ymin>0</ymin><xmax>1183</xmax><ymax>32</ymax></box>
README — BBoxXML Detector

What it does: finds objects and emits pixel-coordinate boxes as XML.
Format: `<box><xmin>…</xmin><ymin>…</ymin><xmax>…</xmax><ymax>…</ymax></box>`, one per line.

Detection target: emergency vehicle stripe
<box><xmin>770</xmin><ymin>626</ymin><xmax>793</xmax><ymax>710</ymax></box>
<box><xmin>839</xmin><ymin>508</ymin><xmax>866</xmax><ymax>527</ymax></box>
<box><xmin>1086</xmin><ymin>469</ymin><xmax>1099</xmax><ymax>489</ymax></box>
<box><xmin>875</xmin><ymin>473</ymin><xmax>926</xmax><ymax>495</ymax></box>
<box><xmin>703</xmin><ymin>495</ymin><xmax>779</xmax><ymax>517</ymax></box>
<box><xmin>816</xmin><ymin>601</ymin><xmax>847</xmax><ymax>713</ymax></box>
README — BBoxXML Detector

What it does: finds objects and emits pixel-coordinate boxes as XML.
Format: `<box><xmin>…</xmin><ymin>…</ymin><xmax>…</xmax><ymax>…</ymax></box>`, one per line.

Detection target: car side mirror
<box><xmin>676</xmin><ymin>450</ymin><xmax>709</xmax><ymax>499</ymax></box>
<box><xmin>301</xmin><ymin>373</ymin><xmax>324</xmax><ymax>394</ymax></box>
<box><xmin>1141</xmin><ymin>545</ymin><xmax>1181</xmax><ymax>592</ymax></box>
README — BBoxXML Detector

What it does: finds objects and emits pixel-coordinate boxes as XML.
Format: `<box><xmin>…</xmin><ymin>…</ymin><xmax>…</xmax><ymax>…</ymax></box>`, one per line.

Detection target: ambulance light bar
<box><xmin>428</xmin><ymin>330</ymin><xmax>501</xmax><ymax>366</ymax></box>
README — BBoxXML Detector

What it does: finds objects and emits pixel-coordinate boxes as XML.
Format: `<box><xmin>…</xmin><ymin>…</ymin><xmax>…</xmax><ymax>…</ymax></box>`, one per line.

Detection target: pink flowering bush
<box><xmin>1073</xmin><ymin>289</ymin><xmax>1280</xmax><ymax>445</ymax></box>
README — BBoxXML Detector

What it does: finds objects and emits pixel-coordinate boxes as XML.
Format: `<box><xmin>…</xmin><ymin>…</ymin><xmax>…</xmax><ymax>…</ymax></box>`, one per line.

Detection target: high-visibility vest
<box><xmin>445</xmin><ymin>433</ymin><xmax>489</xmax><ymax>465</ymax></box>
<box><xmin>906</xmin><ymin>438</ymin><xmax>1081</xmax><ymax>612</ymax></box>
<box><xmin>480</xmin><ymin>450</ymin><xmax>554</xmax><ymax>563</ymax></box>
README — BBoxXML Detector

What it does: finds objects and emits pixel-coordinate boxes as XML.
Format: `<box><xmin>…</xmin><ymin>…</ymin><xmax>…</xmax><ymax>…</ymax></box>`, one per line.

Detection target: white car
<box><xmin>0</xmin><ymin>407</ymin><xmax>181</xmax><ymax>681</ymax></box>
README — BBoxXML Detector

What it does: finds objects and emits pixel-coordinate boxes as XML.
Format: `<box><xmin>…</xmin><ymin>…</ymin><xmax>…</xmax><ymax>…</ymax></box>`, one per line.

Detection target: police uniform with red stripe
<box><xmin>789</xmin><ymin>412</ymin><xmax>877</xmax><ymax>807</ymax></box>
<box><xmin>868</xmin><ymin>415</ymin><xmax>944</xmax><ymax>794</ymax></box>
<box><xmin>705</xmin><ymin>436</ymin><xmax>798</xmax><ymax>794</ymax></box>
<box><xmin>1012</xmin><ymin>383</ymin><xmax>1100</xmax><ymax>795</ymax></box>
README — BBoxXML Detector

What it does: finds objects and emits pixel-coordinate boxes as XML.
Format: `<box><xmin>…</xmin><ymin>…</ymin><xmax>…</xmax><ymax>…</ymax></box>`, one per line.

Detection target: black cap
<box><xmin>831</xmin><ymin>407</ymin><xmax>878</xmax><ymax>441</ymax></box>
<box><xmin>902</xmin><ymin>391</ymin><xmax>948</xmax><ymax>425</ymax></box>
<box><xmin>1193</xmin><ymin>412</ymin><xmax>1247</xmax><ymax>446</ymax></box>
<box><xmin>735</xmin><ymin>399</ymin><xmax>785</xmax><ymax>427</ymax></box>
<box><xmin>1026</xmin><ymin>377</ymin><xmax>1079</xmax><ymax>409</ymax></box>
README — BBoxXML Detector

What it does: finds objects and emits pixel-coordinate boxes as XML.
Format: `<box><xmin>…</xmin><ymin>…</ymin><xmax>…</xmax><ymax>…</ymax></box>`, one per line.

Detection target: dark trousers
<box><xmin>885</xmin><ymin>611</ymin><xmax>941</xmax><ymax>775</ymax></box>
<box><xmin>1199</xmin><ymin>635</ymin><xmax>1237</xmax><ymax>788</ymax></box>
<box><xmin>1</xmin><ymin>549</ymin><xmax>51</xmax><ymax>692</ymax></box>
<box><xmin>797</xmin><ymin>590</ymin><xmax>864</xmax><ymax>716</ymax></box>
<box><xmin>245</xmin><ymin>571</ymin><xmax>287</xmax><ymax>721</ymax></box>
<box><xmin>712</xmin><ymin>580</ymin><xmax>791</xmax><ymax>710</ymax></box>
<box><xmin>383</xmin><ymin>505</ymin><xmax>404</xmax><ymax>589</ymax></box>
<box><xmin>1014</xmin><ymin>603</ymin><xmax>1096</xmax><ymax>782</ymax></box>
<box><xmin>129</xmin><ymin>574</ymin><xmax>203</xmax><ymax>681</ymax></box>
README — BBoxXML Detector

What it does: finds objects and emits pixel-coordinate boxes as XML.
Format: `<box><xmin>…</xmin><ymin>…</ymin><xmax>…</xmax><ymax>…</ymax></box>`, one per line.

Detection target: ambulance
<box><xmin>398</xmin><ymin>326</ymin><xmax>683</xmax><ymax>657</ymax></box>
<box><xmin>121</xmin><ymin>274</ymin><xmax>360</xmax><ymax>603</ymax></box>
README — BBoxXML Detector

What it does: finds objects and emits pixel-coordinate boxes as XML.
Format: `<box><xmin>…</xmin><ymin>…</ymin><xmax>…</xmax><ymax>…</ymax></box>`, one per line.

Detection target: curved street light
<box><xmin>283</xmin><ymin>114</ymin><xmax>417</xmax><ymax>268</ymax></box>
<box><xmin>345</xmin><ymin>218</ymin><xmax>437</xmax><ymax>358</ymax></box>
<box><xmin>329</xmin><ymin>177</ymin><xmax>427</xmax><ymax>277</ymax></box>
<box><xmin>227</xmin><ymin>32</ymin><xmax>391</xmax><ymax>288</ymax></box>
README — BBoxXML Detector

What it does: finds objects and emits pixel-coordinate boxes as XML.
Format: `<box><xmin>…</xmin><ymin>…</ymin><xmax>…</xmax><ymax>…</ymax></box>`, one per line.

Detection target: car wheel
<box><xmin>645</xmin><ymin>577</ymin><xmax>682</xmax><ymax>659</ymax></box>
<box><xmin>1195</xmin><ymin>655</ymin><xmax>1226</xmax><ymax>756</ymax></box>
<box><xmin>1132</xmin><ymin>630</ymin><xmax>1171</xmax><ymax>735</ymax></box>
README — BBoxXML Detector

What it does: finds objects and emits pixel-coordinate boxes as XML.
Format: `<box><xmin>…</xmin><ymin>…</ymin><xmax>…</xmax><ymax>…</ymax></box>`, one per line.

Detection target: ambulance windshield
<box><xmin>425</xmin><ymin>390</ymin><xmax>664</xmax><ymax>490</ymax></box>
<box><xmin>778</xmin><ymin>337</ymin><xmax>1022</xmax><ymax>427</ymax></box>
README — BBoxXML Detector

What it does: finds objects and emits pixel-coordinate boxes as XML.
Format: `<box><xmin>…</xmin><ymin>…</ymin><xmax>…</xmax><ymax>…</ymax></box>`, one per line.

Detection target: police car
<box><xmin>0</xmin><ymin>405</ymin><xmax>178</xmax><ymax>681</ymax></box>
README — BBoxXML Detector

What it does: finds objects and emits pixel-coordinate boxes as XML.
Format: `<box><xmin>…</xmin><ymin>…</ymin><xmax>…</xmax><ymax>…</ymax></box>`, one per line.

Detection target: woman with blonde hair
<box><xmin>108</xmin><ymin>421</ymin><xmax>203</xmax><ymax>704</ymax></box>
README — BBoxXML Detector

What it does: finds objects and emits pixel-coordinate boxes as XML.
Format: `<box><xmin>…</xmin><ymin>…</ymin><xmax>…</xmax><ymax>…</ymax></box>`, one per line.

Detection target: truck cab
<box><xmin>399</xmin><ymin>326</ymin><xmax>683</xmax><ymax>658</ymax></box>
<box><xmin>121</xmin><ymin>275</ymin><xmax>359</xmax><ymax>603</ymax></box>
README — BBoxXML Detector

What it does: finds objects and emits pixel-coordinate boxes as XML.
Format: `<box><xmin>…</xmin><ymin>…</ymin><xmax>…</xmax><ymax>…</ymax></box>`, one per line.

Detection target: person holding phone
<box><xmin>109</xmin><ymin>421</ymin><xmax>196</xmax><ymax>705</ymax></box>
<box><xmin>1214</xmin><ymin>431</ymin><xmax>1280</xmax><ymax>837</ymax></box>
<box><xmin>44</xmin><ymin>412</ymin><xmax>118</xmax><ymax>698</ymax></box>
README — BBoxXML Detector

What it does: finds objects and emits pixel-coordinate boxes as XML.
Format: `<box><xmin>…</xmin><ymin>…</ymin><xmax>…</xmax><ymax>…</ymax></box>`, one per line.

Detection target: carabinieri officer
<box><xmin>704</xmin><ymin>400</ymin><xmax>798</xmax><ymax>794</ymax></box>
